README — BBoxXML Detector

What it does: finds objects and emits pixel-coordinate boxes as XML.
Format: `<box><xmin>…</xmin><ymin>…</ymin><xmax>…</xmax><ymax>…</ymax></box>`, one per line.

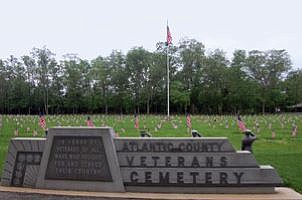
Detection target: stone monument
<box><xmin>1</xmin><ymin>127</ymin><xmax>282</xmax><ymax>194</ymax></box>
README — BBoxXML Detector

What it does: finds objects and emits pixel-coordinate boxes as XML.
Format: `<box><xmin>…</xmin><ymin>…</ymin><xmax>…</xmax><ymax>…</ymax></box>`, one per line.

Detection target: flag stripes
<box><xmin>39</xmin><ymin>115</ymin><xmax>46</xmax><ymax>130</ymax></box>
<box><xmin>237</xmin><ymin>116</ymin><xmax>247</xmax><ymax>132</ymax></box>
<box><xmin>167</xmin><ymin>25</ymin><xmax>172</xmax><ymax>45</ymax></box>
<box><xmin>134</xmin><ymin>114</ymin><xmax>139</xmax><ymax>129</ymax></box>
<box><xmin>186</xmin><ymin>113</ymin><xmax>192</xmax><ymax>129</ymax></box>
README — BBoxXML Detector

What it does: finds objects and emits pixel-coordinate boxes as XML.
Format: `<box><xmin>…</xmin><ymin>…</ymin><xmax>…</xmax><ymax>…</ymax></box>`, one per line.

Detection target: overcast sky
<box><xmin>0</xmin><ymin>0</ymin><xmax>301</xmax><ymax>68</ymax></box>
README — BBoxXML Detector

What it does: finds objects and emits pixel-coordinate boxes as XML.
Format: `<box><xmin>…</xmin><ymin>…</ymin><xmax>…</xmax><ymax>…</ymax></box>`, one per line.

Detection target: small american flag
<box><xmin>167</xmin><ymin>25</ymin><xmax>172</xmax><ymax>46</ymax></box>
<box><xmin>39</xmin><ymin>115</ymin><xmax>46</xmax><ymax>130</ymax></box>
<box><xmin>86</xmin><ymin>116</ymin><xmax>94</xmax><ymax>127</ymax></box>
<box><xmin>186</xmin><ymin>113</ymin><xmax>192</xmax><ymax>129</ymax></box>
<box><xmin>237</xmin><ymin>116</ymin><xmax>247</xmax><ymax>132</ymax></box>
<box><xmin>134</xmin><ymin>113</ymin><xmax>139</xmax><ymax>129</ymax></box>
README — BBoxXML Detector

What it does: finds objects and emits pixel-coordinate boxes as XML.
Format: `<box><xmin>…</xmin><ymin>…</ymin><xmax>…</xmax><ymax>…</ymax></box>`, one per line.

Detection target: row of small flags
<box><xmin>57</xmin><ymin>113</ymin><xmax>192</xmax><ymax>131</ymax></box>
<box><xmin>134</xmin><ymin>113</ymin><xmax>191</xmax><ymax>130</ymax></box>
<box><xmin>39</xmin><ymin>113</ymin><xmax>283</xmax><ymax>135</ymax></box>
<box><xmin>10</xmin><ymin>113</ymin><xmax>298</xmax><ymax>138</ymax></box>
<box><xmin>40</xmin><ymin>114</ymin><xmax>191</xmax><ymax>130</ymax></box>
<box><xmin>237</xmin><ymin>115</ymin><xmax>298</xmax><ymax>137</ymax></box>
<box><xmin>40</xmin><ymin>115</ymin><xmax>96</xmax><ymax>130</ymax></box>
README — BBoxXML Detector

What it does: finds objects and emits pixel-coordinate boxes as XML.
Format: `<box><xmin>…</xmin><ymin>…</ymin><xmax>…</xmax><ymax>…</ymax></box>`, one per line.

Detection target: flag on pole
<box><xmin>186</xmin><ymin>113</ymin><xmax>192</xmax><ymax>129</ymax></box>
<box><xmin>166</xmin><ymin>23</ymin><xmax>172</xmax><ymax>118</ymax></box>
<box><xmin>237</xmin><ymin>116</ymin><xmax>247</xmax><ymax>132</ymax></box>
<box><xmin>39</xmin><ymin>114</ymin><xmax>46</xmax><ymax>130</ymax></box>
<box><xmin>166</xmin><ymin>25</ymin><xmax>172</xmax><ymax>46</ymax></box>
<box><xmin>134</xmin><ymin>113</ymin><xmax>139</xmax><ymax>129</ymax></box>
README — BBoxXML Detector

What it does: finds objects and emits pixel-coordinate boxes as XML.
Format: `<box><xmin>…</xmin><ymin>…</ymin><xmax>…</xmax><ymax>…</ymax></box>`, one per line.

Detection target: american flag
<box><xmin>237</xmin><ymin>116</ymin><xmax>247</xmax><ymax>132</ymax></box>
<box><xmin>86</xmin><ymin>116</ymin><xmax>94</xmax><ymax>127</ymax></box>
<box><xmin>39</xmin><ymin>114</ymin><xmax>46</xmax><ymax>130</ymax></box>
<box><xmin>167</xmin><ymin>25</ymin><xmax>172</xmax><ymax>46</ymax></box>
<box><xmin>186</xmin><ymin>113</ymin><xmax>192</xmax><ymax>129</ymax></box>
<box><xmin>134</xmin><ymin>113</ymin><xmax>139</xmax><ymax>129</ymax></box>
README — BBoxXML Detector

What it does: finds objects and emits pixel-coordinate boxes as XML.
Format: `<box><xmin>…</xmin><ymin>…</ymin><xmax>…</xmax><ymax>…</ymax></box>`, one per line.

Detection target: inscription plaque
<box><xmin>45</xmin><ymin>136</ymin><xmax>112</xmax><ymax>181</ymax></box>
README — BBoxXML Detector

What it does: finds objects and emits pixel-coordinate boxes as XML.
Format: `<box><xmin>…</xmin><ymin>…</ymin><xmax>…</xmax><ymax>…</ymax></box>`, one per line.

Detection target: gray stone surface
<box><xmin>23</xmin><ymin>165</ymin><xmax>40</xmax><ymax>187</ymax></box>
<box><xmin>117</xmin><ymin>151</ymin><xmax>259</xmax><ymax>168</ymax></box>
<box><xmin>115</xmin><ymin>137</ymin><xmax>282</xmax><ymax>193</ymax></box>
<box><xmin>36</xmin><ymin>127</ymin><xmax>125</xmax><ymax>192</ymax></box>
<box><xmin>121</xmin><ymin>166</ymin><xmax>282</xmax><ymax>185</ymax></box>
<box><xmin>114</xmin><ymin>137</ymin><xmax>236</xmax><ymax>152</ymax></box>
<box><xmin>124</xmin><ymin>186</ymin><xmax>276</xmax><ymax>194</ymax></box>
<box><xmin>0</xmin><ymin>138</ymin><xmax>45</xmax><ymax>187</ymax></box>
<box><xmin>0</xmin><ymin>192</ymin><xmax>121</xmax><ymax>200</ymax></box>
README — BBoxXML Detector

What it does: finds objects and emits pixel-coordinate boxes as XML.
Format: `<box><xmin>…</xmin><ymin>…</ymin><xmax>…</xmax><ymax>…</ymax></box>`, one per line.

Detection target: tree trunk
<box><xmin>218</xmin><ymin>104</ymin><xmax>223</xmax><ymax>115</ymax></box>
<box><xmin>261</xmin><ymin>87</ymin><xmax>266</xmax><ymax>115</ymax></box>
<box><xmin>146</xmin><ymin>95</ymin><xmax>150</xmax><ymax>115</ymax></box>
<box><xmin>105</xmin><ymin>104</ymin><xmax>108</xmax><ymax>115</ymax></box>
<box><xmin>102</xmin><ymin>84</ymin><xmax>108</xmax><ymax>115</ymax></box>
<box><xmin>46</xmin><ymin>87</ymin><xmax>49</xmax><ymax>115</ymax></box>
<box><xmin>44</xmin><ymin>88</ymin><xmax>48</xmax><ymax>115</ymax></box>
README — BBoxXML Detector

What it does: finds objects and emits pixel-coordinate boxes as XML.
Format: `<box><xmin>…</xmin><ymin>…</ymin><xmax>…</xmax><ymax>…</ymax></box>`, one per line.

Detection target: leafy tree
<box><xmin>174</xmin><ymin>39</ymin><xmax>205</xmax><ymax>113</ymax></box>
<box><xmin>109</xmin><ymin>51</ymin><xmax>130</xmax><ymax>114</ymax></box>
<box><xmin>62</xmin><ymin>55</ymin><xmax>86</xmax><ymax>113</ymax></box>
<box><xmin>91</xmin><ymin>56</ymin><xmax>111</xmax><ymax>114</ymax></box>
<box><xmin>170</xmin><ymin>80</ymin><xmax>190</xmax><ymax>113</ymax></box>
<box><xmin>199</xmin><ymin>49</ymin><xmax>229</xmax><ymax>114</ymax></box>
<box><xmin>245</xmin><ymin>50</ymin><xmax>291</xmax><ymax>114</ymax></box>
<box><xmin>22</xmin><ymin>55</ymin><xmax>36</xmax><ymax>114</ymax></box>
<box><xmin>126</xmin><ymin>47</ymin><xmax>151</xmax><ymax>113</ymax></box>
<box><xmin>226</xmin><ymin>50</ymin><xmax>258</xmax><ymax>113</ymax></box>
<box><xmin>31</xmin><ymin>47</ymin><xmax>57</xmax><ymax>115</ymax></box>
<box><xmin>284</xmin><ymin>70</ymin><xmax>302</xmax><ymax>109</ymax></box>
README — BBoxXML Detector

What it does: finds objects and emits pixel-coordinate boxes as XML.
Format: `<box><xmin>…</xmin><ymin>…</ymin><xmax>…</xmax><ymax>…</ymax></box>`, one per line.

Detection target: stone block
<box><xmin>36</xmin><ymin>127</ymin><xmax>125</xmax><ymax>192</ymax></box>
<box><xmin>1</xmin><ymin>138</ymin><xmax>45</xmax><ymax>187</ymax></box>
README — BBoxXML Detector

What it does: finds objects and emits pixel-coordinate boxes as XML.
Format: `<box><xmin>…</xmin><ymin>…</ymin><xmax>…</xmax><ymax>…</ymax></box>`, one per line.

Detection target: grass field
<box><xmin>0</xmin><ymin>114</ymin><xmax>301</xmax><ymax>193</ymax></box>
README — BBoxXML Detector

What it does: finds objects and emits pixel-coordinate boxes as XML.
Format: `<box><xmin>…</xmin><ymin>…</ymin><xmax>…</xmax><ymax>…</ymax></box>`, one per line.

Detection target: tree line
<box><xmin>0</xmin><ymin>38</ymin><xmax>301</xmax><ymax>115</ymax></box>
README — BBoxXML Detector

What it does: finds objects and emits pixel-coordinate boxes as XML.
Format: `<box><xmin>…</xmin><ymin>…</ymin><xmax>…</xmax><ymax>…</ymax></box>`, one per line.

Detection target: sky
<box><xmin>0</xmin><ymin>0</ymin><xmax>301</xmax><ymax>68</ymax></box>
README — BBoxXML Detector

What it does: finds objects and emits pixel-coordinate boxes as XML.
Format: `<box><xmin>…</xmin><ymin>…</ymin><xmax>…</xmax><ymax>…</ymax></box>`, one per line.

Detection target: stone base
<box><xmin>0</xmin><ymin>186</ymin><xmax>301</xmax><ymax>200</ymax></box>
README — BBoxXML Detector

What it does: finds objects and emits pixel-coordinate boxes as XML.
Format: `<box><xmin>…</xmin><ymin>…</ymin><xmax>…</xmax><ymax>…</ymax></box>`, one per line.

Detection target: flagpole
<box><xmin>167</xmin><ymin>41</ymin><xmax>170</xmax><ymax>119</ymax></box>
<box><xmin>166</xmin><ymin>21</ymin><xmax>173</xmax><ymax>119</ymax></box>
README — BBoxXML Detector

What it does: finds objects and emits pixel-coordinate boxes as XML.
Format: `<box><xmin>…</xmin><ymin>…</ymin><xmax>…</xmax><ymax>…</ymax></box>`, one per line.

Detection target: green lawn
<box><xmin>0</xmin><ymin>114</ymin><xmax>301</xmax><ymax>193</ymax></box>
